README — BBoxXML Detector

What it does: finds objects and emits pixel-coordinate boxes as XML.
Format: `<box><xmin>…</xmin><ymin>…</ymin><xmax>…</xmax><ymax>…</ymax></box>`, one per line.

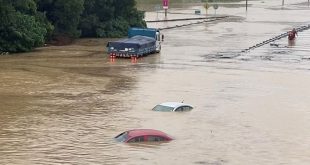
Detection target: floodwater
<box><xmin>1</xmin><ymin>1</ymin><xmax>310</xmax><ymax>164</ymax></box>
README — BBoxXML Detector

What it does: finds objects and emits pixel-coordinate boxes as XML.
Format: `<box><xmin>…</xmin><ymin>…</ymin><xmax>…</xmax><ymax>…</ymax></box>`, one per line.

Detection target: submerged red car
<box><xmin>115</xmin><ymin>129</ymin><xmax>173</xmax><ymax>143</ymax></box>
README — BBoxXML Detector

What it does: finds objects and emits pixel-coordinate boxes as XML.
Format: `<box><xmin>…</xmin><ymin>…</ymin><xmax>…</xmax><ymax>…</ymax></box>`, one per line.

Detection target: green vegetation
<box><xmin>79</xmin><ymin>0</ymin><xmax>146</xmax><ymax>38</ymax></box>
<box><xmin>37</xmin><ymin>0</ymin><xmax>84</xmax><ymax>38</ymax></box>
<box><xmin>0</xmin><ymin>0</ymin><xmax>146</xmax><ymax>53</ymax></box>
<box><xmin>0</xmin><ymin>0</ymin><xmax>49</xmax><ymax>52</ymax></box>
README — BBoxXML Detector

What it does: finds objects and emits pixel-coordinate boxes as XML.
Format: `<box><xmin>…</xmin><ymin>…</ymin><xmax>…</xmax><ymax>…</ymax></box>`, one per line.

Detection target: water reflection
<box><xmin>288</xmin><ymin>39</ymin><xmax>296</xmax><ymax>47</ymax></box>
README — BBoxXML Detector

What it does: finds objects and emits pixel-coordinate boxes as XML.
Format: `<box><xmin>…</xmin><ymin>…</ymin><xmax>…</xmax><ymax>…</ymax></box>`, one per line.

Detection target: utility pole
<box><xmin>282</xmin><ymin>0</ymin><xmax>284</xmax><ymax>6</ymax></box>
<box><xmin>246</xmin><ymin>0</ymin><xmax>248</xmax><ymax>11</ymax></box>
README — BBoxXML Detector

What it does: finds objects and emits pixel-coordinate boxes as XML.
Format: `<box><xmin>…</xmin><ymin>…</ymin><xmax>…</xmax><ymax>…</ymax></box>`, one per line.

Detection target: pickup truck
<box><xmin>107</xmin><ymin>28</ymin><xmax>163</xmax><ymax>58</ymax></box>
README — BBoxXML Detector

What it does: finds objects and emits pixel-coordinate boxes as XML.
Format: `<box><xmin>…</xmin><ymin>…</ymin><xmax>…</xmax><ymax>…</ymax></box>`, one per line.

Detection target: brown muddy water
<box><xmin>1</xmin><ymin>1</ymin><xmax>310</xmax><ymax>165</ymax></box>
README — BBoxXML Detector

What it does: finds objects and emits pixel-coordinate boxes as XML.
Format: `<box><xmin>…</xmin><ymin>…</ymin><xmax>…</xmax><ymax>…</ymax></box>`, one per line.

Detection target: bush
<box><xmin>0</xmin><ymin>1</ymin><xmax>47</xmax><ymax>52</ymax></box>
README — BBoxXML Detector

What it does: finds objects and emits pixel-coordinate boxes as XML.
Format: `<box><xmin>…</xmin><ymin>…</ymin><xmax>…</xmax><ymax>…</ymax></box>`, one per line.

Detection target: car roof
<box><xmin>126</xmin><ymin>129</ymin><xmax>170</xmax><ymax>138</ymax></box>
<box><xmin>159</xmin><ymin>102</ymin><xmax>193</xmax><ymax>108</ymax></box>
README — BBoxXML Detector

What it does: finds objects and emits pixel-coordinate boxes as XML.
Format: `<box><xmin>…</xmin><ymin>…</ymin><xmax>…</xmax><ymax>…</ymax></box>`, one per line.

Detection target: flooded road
<box><xmin>1</xmin><ymin>0</ymin><xmax>310</xmax><ymax>164</ymax></box>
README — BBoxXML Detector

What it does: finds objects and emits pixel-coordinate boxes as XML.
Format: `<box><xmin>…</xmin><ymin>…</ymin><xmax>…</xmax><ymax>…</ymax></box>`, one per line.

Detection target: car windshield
<box><xmin>115</xmin><ymin>132</ymin><xmax>128</xmax><ymax>142</ymax></box>
<box><xmin>152</xmin><ymin>105</ymin><xmax>174</xmax><ymax>112</ymax></box>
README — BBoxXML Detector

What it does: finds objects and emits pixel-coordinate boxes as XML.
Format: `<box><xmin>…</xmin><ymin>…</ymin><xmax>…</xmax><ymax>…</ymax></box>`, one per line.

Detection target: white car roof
<box><xmin>159</xmin><ymin>102</ymin><xmax>193</xmax><ymax>108</ymax></box>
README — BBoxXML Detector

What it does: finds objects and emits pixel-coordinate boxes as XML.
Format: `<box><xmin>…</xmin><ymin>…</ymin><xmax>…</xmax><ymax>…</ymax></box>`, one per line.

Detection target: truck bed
<box><xmin>107</xmin><ymin>35</ymin><xmax>156</xmax><ymax>58</ymax></box>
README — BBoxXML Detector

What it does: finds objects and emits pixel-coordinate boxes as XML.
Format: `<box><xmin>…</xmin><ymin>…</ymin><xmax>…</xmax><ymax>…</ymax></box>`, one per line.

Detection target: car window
<box><xmin>152</xmin><ymin>105</ymin><xmax>174</xmax><ymax>112</ymax></box>
<box><xmin>183</xmin><ymin>106</ymin><xmax>193</xmax><ymax>111</ymax></box>
<box><xmin>115</xmin><ymin>132</ymin><xmax>128</xmax><ymax>142</ymax></box>
<box><xmin>128</xmin><ymin>136</ymin><xmax>144</xmax><ymax>143</ymax></box>
<box><xmin>175</xmin><ymin>107</ymin><xmax>183</xmax><ymax>112</ymax></box>
<box><xmin>175</xmin><ymin>106</ymin><xmax>193</xmax><ymax>112</ymax></box>
<box><xmin>147</xmin><ymin>136</ymin><xmax>165</xmax><ymax>142</ymax></box>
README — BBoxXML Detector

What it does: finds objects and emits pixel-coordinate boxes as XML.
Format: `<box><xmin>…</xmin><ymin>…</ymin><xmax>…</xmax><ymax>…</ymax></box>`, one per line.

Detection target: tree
<box><xmin>0</xmin><ymin>0</ymin><xmax>47</xmax><ymax>52</ymax></box>
<box><xmin>79</xmin><ymin>0</ymin><xmax>146</xmax><ymax>38</ymax></box>
<box><xmin>37</xmin><ymin>0</ymin><xmax>84</xmax><ymax>38</ymax></box>
<box><xmin>0</xmin><ymin>0</ymin><xmax>147</xmax><ymax>53</ymax></box>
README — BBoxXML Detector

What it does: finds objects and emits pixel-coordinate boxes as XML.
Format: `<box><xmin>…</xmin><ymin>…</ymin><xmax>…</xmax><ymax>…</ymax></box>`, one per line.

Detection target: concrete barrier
<box><xmin>146</xmin><ymin>16</ymin><xmax>228</xmax><ymax>23</ymax></box>
<box><xmin>240</xmin><ymin>25</ymin><xmax>310</xmax><ymax>53</ymax></box>
<box><xmin>159</xmin><ymin>18</ymin><xmax>224</xmax><ymax>30</ymax></box>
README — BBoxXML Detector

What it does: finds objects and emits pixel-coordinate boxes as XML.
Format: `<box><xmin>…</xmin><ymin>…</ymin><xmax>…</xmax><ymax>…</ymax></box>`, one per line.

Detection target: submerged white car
<box><xmin>152</xmin><ymin>102</ymin><xmax>193</xmax><ymax>112</ymax></box>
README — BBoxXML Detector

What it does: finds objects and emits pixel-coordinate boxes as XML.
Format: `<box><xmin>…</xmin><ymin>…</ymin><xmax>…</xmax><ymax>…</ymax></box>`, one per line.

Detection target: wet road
<box><xmin>1</xmin><ymin>1</ymin><xmax>310</xmax><ymax>164</ymax></box>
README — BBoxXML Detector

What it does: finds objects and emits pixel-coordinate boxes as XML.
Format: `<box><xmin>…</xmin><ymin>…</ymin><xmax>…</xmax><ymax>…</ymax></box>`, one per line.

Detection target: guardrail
<box><xmin>155</xmin><ymin>16</ymin><xmax>229</xmax><ymax>30</ymax></box>
<box><xmin>146</xmin><ymin>16</ymin><xmax>228</xmax><ymax>23</ymax></box>
<box><xmin>241</xmin><ymin>24</ymin><xmax>310</xmax><ymax>53</ymax></box>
